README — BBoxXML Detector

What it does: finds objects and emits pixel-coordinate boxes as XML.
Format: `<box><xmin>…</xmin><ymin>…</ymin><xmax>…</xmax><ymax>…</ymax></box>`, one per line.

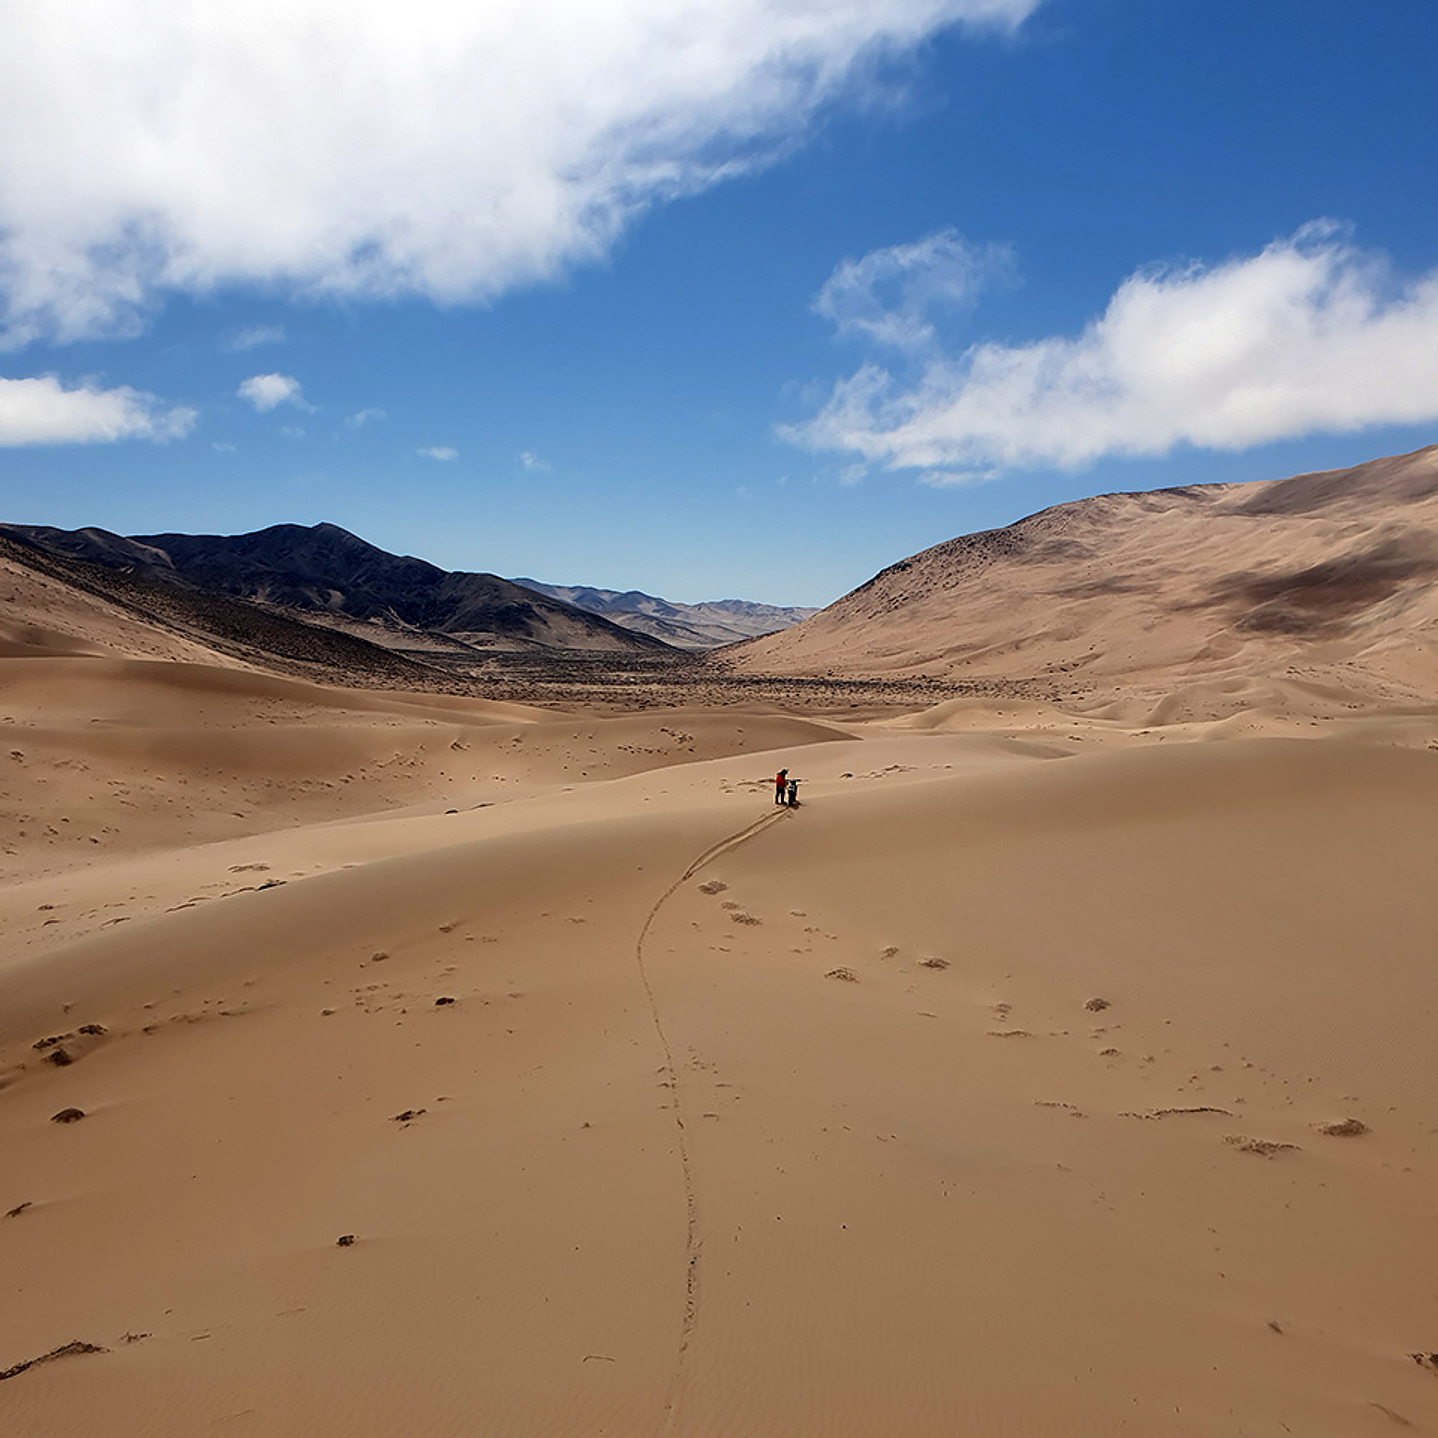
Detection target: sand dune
<box><xmin>6</xmin><ymin>461</ymin><xmax>1438</xmax><ymax>1433</ymax></box>
<box><xmin>730</xmin><ymin>443</ymin><xmax>1438</xmax><ymax>721</ymax></box>
<box><xmin>5</xmin><ymin>650</ymin><xmax>1438</xmax><ymax>1433</ymax></box>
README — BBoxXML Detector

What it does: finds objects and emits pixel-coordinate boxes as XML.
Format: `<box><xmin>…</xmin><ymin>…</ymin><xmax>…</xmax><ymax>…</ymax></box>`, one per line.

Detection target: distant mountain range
<box><xmin>510</xmin><ymin>579</ymin><xmax>817</xmax><ymax>648</ymax></box>
<box><xmin>0</xmin><ymin>521</ymin><xmax>811</xmax><ymax>662</ymax></box>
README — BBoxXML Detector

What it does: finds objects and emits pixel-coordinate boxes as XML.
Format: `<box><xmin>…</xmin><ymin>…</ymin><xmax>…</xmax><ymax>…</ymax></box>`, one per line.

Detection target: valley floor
<box><xmin>3</xmin><ymin>653</ymin><xmax>1438</xmax><ymax>1436</ymax></box>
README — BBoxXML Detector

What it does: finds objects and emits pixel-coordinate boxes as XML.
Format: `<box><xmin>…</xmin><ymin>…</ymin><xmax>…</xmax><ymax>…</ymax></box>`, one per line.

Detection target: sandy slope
<box><xmin>4</xmin><ymin>601</ymin><xmax>1438</xmax><ymax>1434</ymax></box>
<box><xmin>730</xmin><ymin>443</ymin><xmax>1438</xmax><ymax>720</ymax></box>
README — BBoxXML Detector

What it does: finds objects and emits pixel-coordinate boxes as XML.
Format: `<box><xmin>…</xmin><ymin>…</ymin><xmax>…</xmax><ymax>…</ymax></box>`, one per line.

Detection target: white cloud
<box><xmin>519</xmin><ymin>450</ymin><xmax>551</xmax><ymax>471</ymax></box>
<box><xmin>0</xmin><ymin>1</ymin><xmax>1040</xmax><ymax>346</ymax></box>
<box><xmin>787</xmin><ymin>224</ymin><xmax>1438</xmax><ymax>474</ymax></box>
<box><xmin>345</xmin><ymin>407</ymin><xmax>387</xmax><ymax>429</ymax></box>
<box><xmin>212</xmin><ymin>441</ymin><xmax>236</xmax><ymax>452</ymax></box>
<box><xmin>418</xmin><ymin>445</ymin><xmax>457</xmax><ymax>460</ymax></box>
<box><xmin>917</xmin><ymin>466</ymin><xmax>998</xmax><ymax>488</ymax></box>
<box><xmin>238</xmin><ymin>373</ymin><xmax>307</xmax><ymax>412</ymax></box>
<box><xmin>224</xmin><ymin>323</ymin><xmax>286</xmax><ymax>351</ymax></box>
<box><xmin>0</xmin><ymin>374</ymin><xmax>194</xmax><ymax>446</ymax></box>
<box><xmin>813</xmin><ymin>228</ymin><xmax>1015</xmax><ymax>349</ymax></box>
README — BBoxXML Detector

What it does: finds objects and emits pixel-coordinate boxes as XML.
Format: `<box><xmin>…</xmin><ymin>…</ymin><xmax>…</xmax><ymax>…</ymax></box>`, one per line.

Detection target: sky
<box><xmin>2</xmin><ymin>0</ymin><xmax>1437</xmax><ymax>607</ymax></box>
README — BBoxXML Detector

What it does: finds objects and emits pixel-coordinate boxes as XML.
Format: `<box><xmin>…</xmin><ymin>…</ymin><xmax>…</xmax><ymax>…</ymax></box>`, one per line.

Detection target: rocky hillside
<box><xmin>1</xmin><ymin>522</ymin><xmax>672</xmax><ymax>658</ymax></box>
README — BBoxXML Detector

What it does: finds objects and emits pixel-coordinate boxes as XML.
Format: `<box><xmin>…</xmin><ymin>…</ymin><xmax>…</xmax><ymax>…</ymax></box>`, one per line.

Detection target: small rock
<box><xmin>50</xmin><ymin>1107</ymin><xmax>86</xmax><ymax>1124</ymax></box>
<box><xmin>77</xmin><ymin>1023</ymin><xmax>106</xmax><ymax>1036</ymax></box>
<box><xmin>5</xmin><ymin>1202</ymin><xmax>32</xmax><ymax>1218</ymax></box>
<box><xmin>434</xmin><ymin>996</ymin><xmax>456</xmax><ymax>1007</ymax></box>
<box><xmin>1224</xmin><ymin>1134</ymin><xmax>1298</xmax><ymax>1158</ymax></box>
<box><xmin>1318</xmin><ymin>1118</ymin><xmax>1369</xmax><ymax>1138</ymax></box>
<box><xmin>336</xmin><ymin>1234</ymin><xmax>356</xmax><ymax>1247</ymax></box>
<box><xmin>825</xmin><ymin>967</ymin><xmax>858</xmax><ymax>982</ymax></box>
<box><xmin>1084</xmin><ymin>997</ymin><xmax>1110</xmax><ymax>1012</ymax></box>
<box><xmin>391</xmin><ymin>1109</ymin><xmax>426</xmax><ymax>1124</ymax></box>
<box><xmin>47</xmin><ymin>1047</ymin><xmax>74</xmax><ymax>1067</ymax></box>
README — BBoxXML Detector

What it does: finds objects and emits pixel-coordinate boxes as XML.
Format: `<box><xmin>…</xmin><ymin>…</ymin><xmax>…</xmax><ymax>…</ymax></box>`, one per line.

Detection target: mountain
<box><xmin>726</xmin><ymin>442</ymin><xmax>1438</xmax><ymax>715</ymax></box>
<box><xmin>0</xmin><ymin>527</ymin><xmax>446</xmax><ymax>688</ymax></box>
<box><xmin>510</xmin><ymin>579</ymin><xmax>818</xmax><ymax>648</ymax></box>
<box><xmin>0</xmin><ymin>522</ymin><xmax>672</xmax><ymax>657</ymax></box>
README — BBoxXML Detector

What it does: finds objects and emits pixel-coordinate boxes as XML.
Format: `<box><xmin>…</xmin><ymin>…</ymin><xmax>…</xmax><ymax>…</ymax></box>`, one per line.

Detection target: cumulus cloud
<box><xmin>345</xmin><ymin>407</ymin><xmax>387</xmax><ymax>429</ymax></box>
<box><xmin>417</xmin><ymin>446</ymin><xmax>457</xmax><ymax>460</ymax></box>
<box><xmin>0</xmin><ymin>0</ymin><xmax>1040</xmax><ymax>346</ymax></box>
<box><xmin>237</xmin><ymin>373</ymin><xmax>308</xmax><ymax>412</ymax></box>
<box><xmin>787</xmin><ymin>224</ymin><xmax>1438</xmax><ymax>474</ymax></box>
<box><xmin>519</xmin><ymin>450</ymin><xmax>551</xmax><ymax>471</ymax></box>
<box><xmin>0</xmin><ymin>374</ymin><xmax>194</xmax><ymax>445</ymax></box>
<box><xmin>813</xmin><ymin>228</ymin><xmax>1015</xmax><ymax>349</ymax></box>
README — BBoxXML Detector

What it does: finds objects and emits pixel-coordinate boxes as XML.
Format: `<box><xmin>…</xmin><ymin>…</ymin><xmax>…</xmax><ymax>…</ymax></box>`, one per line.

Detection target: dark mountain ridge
<box><xmin>0</xmin><ymin>522</ymin><xmax>671</xmax><ymax>657</ymax></box>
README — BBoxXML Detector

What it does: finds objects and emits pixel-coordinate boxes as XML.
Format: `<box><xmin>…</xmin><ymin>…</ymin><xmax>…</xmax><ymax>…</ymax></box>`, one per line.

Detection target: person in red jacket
<box><xmin>774</xmin><ymin>768</ymin><xmax>788</xmax><ymax>805</ymax></box>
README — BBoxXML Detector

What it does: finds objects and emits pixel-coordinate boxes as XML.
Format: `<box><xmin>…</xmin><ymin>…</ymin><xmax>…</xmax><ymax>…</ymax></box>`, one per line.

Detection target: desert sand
<box><xmin>5</xmin><ymin>487</ymin><xmax>1438</xmax><ymax>1435</ymax></box>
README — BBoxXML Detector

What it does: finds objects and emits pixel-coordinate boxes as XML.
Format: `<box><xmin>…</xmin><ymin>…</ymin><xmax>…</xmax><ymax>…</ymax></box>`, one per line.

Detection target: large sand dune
<box><xmin>730</xmin><ymin>443</ymin><xmax>1438</xmax><ymax>721</ymax></box>
<box><xmin>5</xmin><ymin>472</ymin><xmax>1438</xmax><ymax>1434</ymax></box>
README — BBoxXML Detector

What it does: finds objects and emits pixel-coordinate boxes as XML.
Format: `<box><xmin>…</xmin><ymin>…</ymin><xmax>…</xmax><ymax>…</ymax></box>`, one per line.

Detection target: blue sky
<box><xmin>2</xmin><ymin>0</ymin><xmax>1436</xmax><ymax>606</ymax></box>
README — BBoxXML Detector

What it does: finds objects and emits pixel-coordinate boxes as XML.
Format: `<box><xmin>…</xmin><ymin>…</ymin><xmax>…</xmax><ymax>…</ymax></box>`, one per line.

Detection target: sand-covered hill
<box><xmin>729</xmin><ymin>443</ymin><xmax>1438</xmax><ymax>718</ymax></box>
<box><xmin>1</xmin><ymin>522</ymin><xmax>671</xmax><ymax>658</ymax></box>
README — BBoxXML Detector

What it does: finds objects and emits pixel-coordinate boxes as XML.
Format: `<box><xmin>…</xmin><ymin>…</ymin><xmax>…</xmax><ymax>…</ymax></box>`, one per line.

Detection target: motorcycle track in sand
<box><xmin>634</xmin><ymin>805</ymin><xmax>792</xmax><ymax>1437</ymax></box>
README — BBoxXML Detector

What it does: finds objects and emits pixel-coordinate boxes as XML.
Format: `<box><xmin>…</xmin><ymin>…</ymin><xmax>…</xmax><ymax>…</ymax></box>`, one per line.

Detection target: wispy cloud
<box><xmin>0</xmin><ymin>0</ymin><xmax>1042</xmax><ymax>345</ymax></box>
<box><xmin>224</xmin><ymin>323</ymin><xmax>286</xmax><ymax>351</ymax></box>
<box><xmin>237</xmin><ymin>372</ymin><xmax>309</xmax><ymax>413</ymax></box>
<box><xmin>418</xmin><ymin>445</ymin><xmax>457</xmax><ymax>461</ymax></box>
<box><xmin>345</xmin><ymin>407</ymin><xmax>386</xmax><ymax>429</ymax></box>
<box><xmin>787</xmin><ymin>223</ymin><xmax>1438</xmax><ymax>475</ymax></box>
<box><xmin>212</xmin><ymin>441</ymin><xmax>236</xmax><ymax>453</ymax></box>
<box><xmin>813</xmin><ymin>228</ymin><xmax>1015</xmax><ymax>350</ymax></box>
<box><xmin>519</xmin><ymin>450</ymin><xmax>551</xmax><ymax>471</ymax></box>
<box><xmin>0</xmin><ymin>374</ymin><xmax>194</xmax><ymax>445</ymax></box>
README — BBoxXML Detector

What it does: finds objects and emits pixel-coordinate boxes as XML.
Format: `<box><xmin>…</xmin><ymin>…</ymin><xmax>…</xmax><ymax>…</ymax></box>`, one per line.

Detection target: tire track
<box><xmin>635</xmin><ymin>806</ymin><xmax>790</xmax><ymax>1437</ymax></box>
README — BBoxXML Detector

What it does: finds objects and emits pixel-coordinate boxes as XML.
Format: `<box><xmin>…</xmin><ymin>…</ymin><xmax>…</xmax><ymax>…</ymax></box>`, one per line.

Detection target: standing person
<box><xmin>786</xmin><ymin>777</ymin><xmax>801</xmax><ymax>808</ymax></box>
<box><xmin>774</xmin><ymin>768</ymin><xmax>788</xmax><ymax>805</ymax></box>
